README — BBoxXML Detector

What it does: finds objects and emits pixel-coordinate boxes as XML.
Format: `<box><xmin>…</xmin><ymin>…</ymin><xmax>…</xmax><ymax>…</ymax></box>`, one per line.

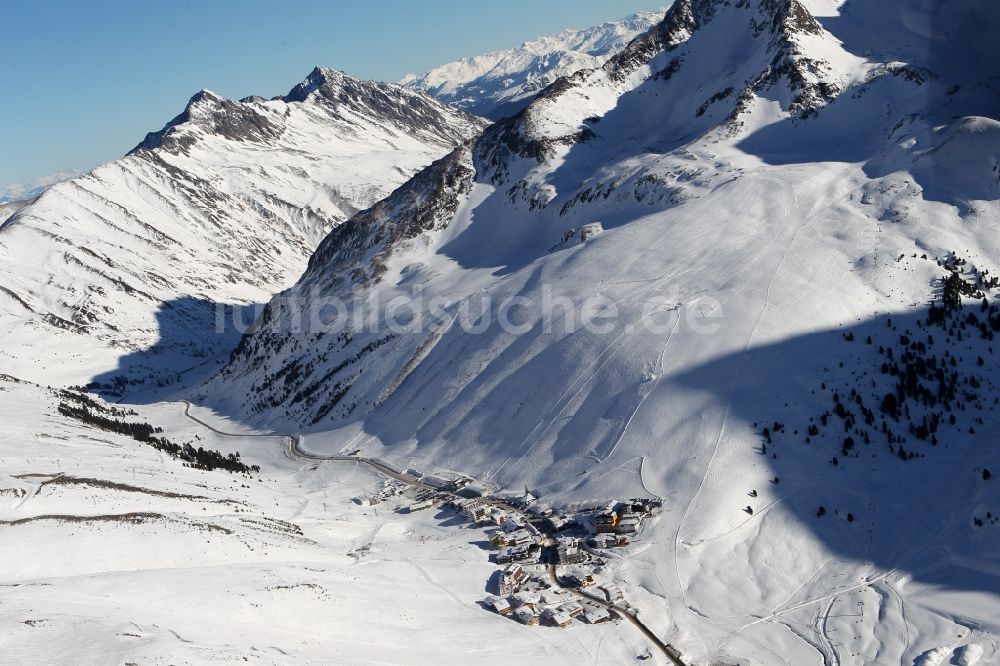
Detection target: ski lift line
<box><xmin>503</xmin><ymin>299</ymin><xmax>679</xmax><ymax>480</ymax></box>
<box><xmin>595</xmin><ymin>315</ymin><xmax>679</xmax><ymax>465</ymax></box>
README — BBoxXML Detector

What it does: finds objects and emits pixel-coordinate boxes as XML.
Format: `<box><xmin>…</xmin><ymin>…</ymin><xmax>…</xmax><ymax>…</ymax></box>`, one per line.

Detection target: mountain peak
<box><xmin>282</xmin><ymin>66</ymin><xmax>357</xmax><ymax>103</ymax></box>
<box><xmin>185</xmin><ymin>89</ymin><xmax>226</xmax><ymax>109</ymax></box>
<box><xmin>130</xmin><ymin>88</ymin><xmax>282</xmax><ymax>156</ymax></box>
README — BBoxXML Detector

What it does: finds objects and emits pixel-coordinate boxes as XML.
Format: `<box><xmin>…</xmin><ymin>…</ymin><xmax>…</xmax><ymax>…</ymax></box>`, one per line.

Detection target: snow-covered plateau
<box><xmin>2</xmin><ymin>1</ymin><xmax>999</xmax><ymax>664</ymax></box>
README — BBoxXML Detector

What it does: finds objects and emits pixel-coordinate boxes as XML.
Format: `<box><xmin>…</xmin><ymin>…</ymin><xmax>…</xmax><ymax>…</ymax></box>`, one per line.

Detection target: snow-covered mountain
<box><xmin>0</xmin><ymin>67</ymin><xmax>485</xmax><ymax>392</ymax></box>
<box><xmin>210</xmin><ymin>1</ymin><xmax>1000</xmax><ymax>662</ymax></box>
<box><xmin>0</xmin><ymin>196</ymin><xmax>34</xmax><ymax>226</ymax></box>
<box><xmin>400</xmin><ymin>8</ymin><xmax>666</xmax><ymax>119</ymax></box>
<box><xmin>0</xmin><ymin>170</ymin><xmax>82</xmax><ymax>205</ymax></box>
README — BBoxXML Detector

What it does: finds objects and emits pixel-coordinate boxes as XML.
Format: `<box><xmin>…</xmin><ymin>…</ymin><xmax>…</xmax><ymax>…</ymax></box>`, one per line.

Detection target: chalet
<box><xmin>509</xmin><ymin>528</ymin><xmax>537</xmax><ymax>546</ymax></box>
<box><xmin>541</xmin><ymin>608</ymin><xmax>573</xmax><ymax>628</ymax></box>
<box><xmin>454</xmin><ymin>498</ymin><xmax>493</xmax><ymax>523</ymax></box>
<box><xmin>496</xmin><ymin>543</ymin><xmax>540</xmax><ymax>565</ymax></box>
<box><xmin>502</xmin><ymin>515</ymin><xmax>526</xmax><ymax>532</ymax></box>
<box><xmin>539</xmin><ymin>589</ymin><xmax>566</xmax><ymax>606</ymax></box>
<box><xmin>595</xmin><ymin>509</ymin><xmax>619</xmax><ymax>534</ymax></box>
<box><xmin>492</xmin><ymin>528</ymin><xmax>537</xmax><ymax>551</ymax></box>
<box><xmin>588</xmin><ymin>535</ymin><xmax>629</xmax><ymax>549</ymax></box>
<box><xmin>563</xmin><ymin>573</ymin><xmax>596</xmax><ymax>589</ymax></box>
<box><xmin>599</xmin><ymin>584</ymin><xmax>624</xmax><ymax>603</ymax></box>
<box><xmin>487</xmin><ymin>596</ymin><xmax>512</xmax><ymax>616</ymax></box>
<box><xmin>583</xmin><ymin>607</ymin><xmax>611</xmax><ymax>624</ymax></box>
<box><xmin>470</xmin><ymin>504</ymin><xmax>493</xmax><ymax>523</ymax></box>
<box><xmin>557</xmin><ymin>537</ymin><xmax>587</xmax><ymax>565</ymax></box>
<box><xmin>616</xmin><ymin>511</ymin><xmax>642</xmax><ymax>534</ymax></box>
<box><xmin>499</xmin><ymin>563</ymin><xmax>529</xmax><ymax>596</ymax></box>
<box><xmin>511</xmin><ymin>590</ymin><xmax>540</xmax><ymax>610</ymax></box>
<box><xmin>515</xmin><ymin>607</ymin><xmax>541</xmax><ymax>626</ymax></box>
<box><xmin>558</xmin><ymin>601</ymin><xmax>584</xmax><ymax>618</ymax></box>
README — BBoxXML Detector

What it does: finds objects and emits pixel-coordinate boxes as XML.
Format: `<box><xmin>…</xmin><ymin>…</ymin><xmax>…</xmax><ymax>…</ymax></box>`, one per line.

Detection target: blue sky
<box><xmin>0</xmin><ymin>1</ymin><xmax>665</xmax><ymax>196</ymax></box>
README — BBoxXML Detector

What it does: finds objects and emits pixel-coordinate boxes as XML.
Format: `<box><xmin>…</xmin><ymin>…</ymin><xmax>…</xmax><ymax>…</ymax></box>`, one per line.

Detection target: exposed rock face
<box><xmin>132</xmin><ymin>91</ymin><xmax>283</xmax><ymax>154</ymax></box>
<box><xmin>304</xmin><ymin>145</ymin><xmax>477</xmax><ymax>287</ymax></box>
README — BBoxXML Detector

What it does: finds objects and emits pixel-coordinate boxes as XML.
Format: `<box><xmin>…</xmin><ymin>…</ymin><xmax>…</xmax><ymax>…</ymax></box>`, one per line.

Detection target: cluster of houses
<box><xmin>353</xmin><ymin>465</ymin><xmax>662</xmax><ymax>635</ymax></box>
<box><xmin>471</xmin><ymin>495</ymin><xmax>664</xmax><ymax>630</ymax></box>
<box><xmin>491</xmin><ymin>518</ymin><xmax>544</xmax><ymax>564</ymax></box>
<box><xmin>556</xmin><ymin>537</ymin><xmax>587</xmax><ymax>565</ymax></box>
<box><xmin>487</xmin><ymin>572</ymin><xmax>613</xmax><ymax>628</ymax></box>
<box><xmin>357</xmin><ymin>480</ymin><xmax>453</xmax><ymax>514</ymax></box>
<box><xmin>593</xmin><ymin>499</ymin><xmax>661</xmax><ymax>537</ymax></box>
<box><xmin>352</xmin><ymin>479</ymin><xmax>408</xmax><ymax>507</ymax></box>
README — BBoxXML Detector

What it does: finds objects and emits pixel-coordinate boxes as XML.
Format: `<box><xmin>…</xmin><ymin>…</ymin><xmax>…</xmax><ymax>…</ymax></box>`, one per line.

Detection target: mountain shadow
<box><xmin>668</xmin><ymin>287</ymin><xmax>1000</xmax><ymax>598</ymax></box>
<box><xmin>738</xmin><ymin>0</ymin><xmax>1000</xmax><ymax>211</ymax></box>
<box><xmin>87</xmin><ymin>297</ymin><xmax>265</xmax><ymax>402</ymax></box>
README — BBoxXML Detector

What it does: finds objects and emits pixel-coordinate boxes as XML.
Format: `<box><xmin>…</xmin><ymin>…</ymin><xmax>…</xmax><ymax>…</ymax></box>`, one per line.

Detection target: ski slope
<box><xmin>210</xmin><ymin>1</ymin><xmax>1000</xmax><ymax>663</ymax></box>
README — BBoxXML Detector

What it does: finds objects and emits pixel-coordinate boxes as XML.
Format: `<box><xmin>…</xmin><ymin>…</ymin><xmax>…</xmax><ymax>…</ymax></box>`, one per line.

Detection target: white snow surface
<box><xmin>0</xmin><ymin>376</ymin><xmax>655</xmax><ymax>664</ymax></box>
<box><xmin>2</xmin><ymin>1</ymin><xmax>999</xmax><ymax>664</ymax></box>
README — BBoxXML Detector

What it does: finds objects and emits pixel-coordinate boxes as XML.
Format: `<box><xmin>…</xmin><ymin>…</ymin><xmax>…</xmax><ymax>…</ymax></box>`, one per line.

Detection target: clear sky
<box><xmin>0</xmin><ymin>0</ymin><xmax>666</xmax><ymax>197</ymax></box>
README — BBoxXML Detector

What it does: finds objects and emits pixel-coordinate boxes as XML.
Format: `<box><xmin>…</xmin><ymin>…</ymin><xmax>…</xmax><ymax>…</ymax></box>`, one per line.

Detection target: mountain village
<box><xmin>353</xmin><ymin>470</ymin><xmax>663</xmax><ymax>632</ymax></box>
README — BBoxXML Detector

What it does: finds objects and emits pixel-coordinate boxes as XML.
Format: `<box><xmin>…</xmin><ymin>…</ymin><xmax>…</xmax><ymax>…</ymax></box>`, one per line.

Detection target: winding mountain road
<box><xmin>174</xmin><ymin>400</ymin><xmax>687</xmax><ymax>665</ymax></box>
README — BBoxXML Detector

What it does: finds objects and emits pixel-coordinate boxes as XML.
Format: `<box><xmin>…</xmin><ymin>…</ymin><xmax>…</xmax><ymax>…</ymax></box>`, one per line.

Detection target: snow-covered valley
<box><xmin>0</xmin><ymin>376</ymin><xmax>657</xmax><ymax>664</ymax></box>
<box><xmin>2</xmin><ymin>1</ymin><xmax>999</xmax><ymax>664</ymax></box>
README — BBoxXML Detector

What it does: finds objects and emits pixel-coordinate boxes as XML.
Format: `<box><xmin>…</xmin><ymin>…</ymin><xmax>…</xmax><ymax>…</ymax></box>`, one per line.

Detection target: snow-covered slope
<box><xmin>0</xmin><ymin>197</ymin><xmax>34</xmax><ymax>226</ymax></box>
<box><xmin>0</xmin><ymin>375</ymin><xmax>655</xmax><ymax>664</ymax></box>
<box><xmin>400</xmin><ymin>9</ymin><xmax>666</xmax><ymax>119</ymax></box>
<box><xmin>0</xmin><ymin>67</ymin><xmax>486</xmax><ymax>392</ymax></box>
<box><xmin>212</xmin><ymin>1</ymin><xmax>1000</xmax><ymax>663</ymax></box>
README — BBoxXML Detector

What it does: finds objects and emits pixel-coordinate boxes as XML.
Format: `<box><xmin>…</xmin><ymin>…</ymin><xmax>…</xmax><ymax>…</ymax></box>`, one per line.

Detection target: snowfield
<box><xmin>1</xmin><ymin>1</ymin><xmax>999</xmax><ymax>664</ymax></box>
<box><xmin>207</xmin><ymin>1</ymin><xmax>1000</xmax><ymax>663</ymax></box>
<box><xmin>0</xmin><ymin>377</ymin><xmax>656</xmax><ymax>664</ymax></box>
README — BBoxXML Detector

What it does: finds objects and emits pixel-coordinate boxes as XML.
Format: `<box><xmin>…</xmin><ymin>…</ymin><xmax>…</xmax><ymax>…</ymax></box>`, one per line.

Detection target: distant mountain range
<box><xmin>400</xmin><ymin>8</ymin><xmax>666</xmax><ymax>118</ymax></box>
<box><xmin>0</xmin><ymin>170</ymin><xmax>81</xmax><ymax>209</ymax></box>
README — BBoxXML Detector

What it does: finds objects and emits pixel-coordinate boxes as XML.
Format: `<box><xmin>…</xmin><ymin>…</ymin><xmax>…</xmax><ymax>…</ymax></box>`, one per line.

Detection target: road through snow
<box><xmin>173</xmin><ymin>400</ymin><xmax>687</xmax><ymax>665</ymax></box>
